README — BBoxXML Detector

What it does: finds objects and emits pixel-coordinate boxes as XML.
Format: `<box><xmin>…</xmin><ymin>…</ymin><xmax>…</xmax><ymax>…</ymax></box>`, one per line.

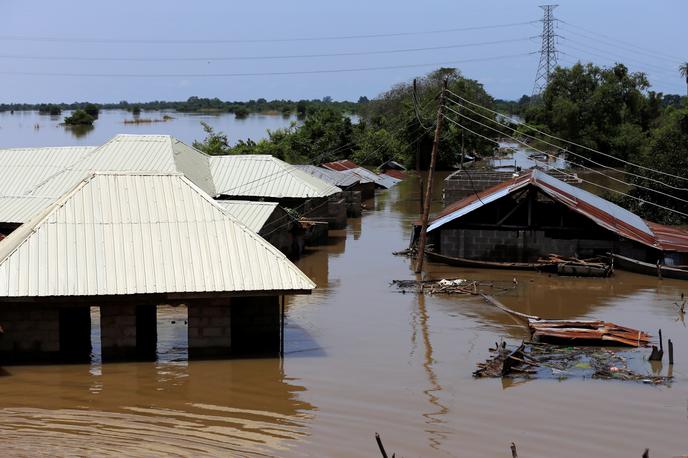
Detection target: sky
<box><xmin>2</xmin><ymin>0</ymin><xmax>686</xmax><ymax>103</ymax></box>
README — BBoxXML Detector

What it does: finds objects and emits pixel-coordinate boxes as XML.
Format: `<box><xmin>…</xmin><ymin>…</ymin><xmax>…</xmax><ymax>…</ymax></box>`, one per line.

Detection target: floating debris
<box><xmin>482</xmin><ymin>294</ymin><xmax>651</xmax><ymax>347</ymax></box>
<box><xmin>474</xmin><ymin>341</ymin><xmax>672</xmax><ymax>385</ymax></box>
<box><xmin>391</xmin><ymin>278</ymin><xmax>515</xmax><ymax>295</ymax></box>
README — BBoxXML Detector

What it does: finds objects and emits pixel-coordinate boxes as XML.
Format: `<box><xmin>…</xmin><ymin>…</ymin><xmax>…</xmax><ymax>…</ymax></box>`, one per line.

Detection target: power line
<box><xmin>557</xmin><ymin>55</ymin><xmax>683</xmax><ymax>92</ymax></box>
<box><xmin>0</xmin><ymin>21</ymin><xmax>538</xmax><ymax>44</ymax></box>
<box><xmin>444</xmin><ymin>95</ymin><xmax>688</xmax><ymax>192</ymax></box>
<box><xmin>559</xmin><ymin>20</ymin><xmax>685</xmax><ymax>63</ymax></box>
<box><xmin>441</xmin><ymin>112</ymin><xmax>688</xmax><ymax>218</ymax></box>
<box><xmin>558</xmin><ymin>26</ymin><xmax>682</xmax><ymax>66</ymax></box>
<box><xmin>443</xmin><ymin>101</ymin><xmax>688</xmax><ymax>207</ymax></box>
<box><xmin>217</xmin><ymin>89</ymin><xmax>440</xmax><ymax>196</ymax></box>
<box><xmin>559</xmin><ymin>41</ymin><xmax>680</xmax><ymax>77</ymax></box>
<box><xmin>0</xmin><ymin>53</ymin><xmax>536</xmax><ymax>78</ymax></box>
<box><xmin>0</xmin><ymin>37</ymin><xmax>534</xmax><ymax>62</ymax></box>
<box><xmin>445</xmin><ymin>88</ymin><xmax>688</xmax><ymax>183</ymax></box>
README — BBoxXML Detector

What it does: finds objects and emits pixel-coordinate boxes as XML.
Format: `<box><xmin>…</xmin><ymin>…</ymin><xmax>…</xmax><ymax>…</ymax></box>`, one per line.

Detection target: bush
<box><xmin>64</xmin><ymin>110</ymin><xmax>95</xmax><ymax>126</ymax></box>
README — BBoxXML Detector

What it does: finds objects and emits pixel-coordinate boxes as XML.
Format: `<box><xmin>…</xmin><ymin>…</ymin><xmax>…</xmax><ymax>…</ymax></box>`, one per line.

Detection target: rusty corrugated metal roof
<box><xmin>321</xmin><ymin>159</ymin><xmax>360</xmax><ymax>171</ymax></box>
<box><xmin>428</xmin><ymin>169</ymin><xmax>688</xmax><ymax>253</ymax></box>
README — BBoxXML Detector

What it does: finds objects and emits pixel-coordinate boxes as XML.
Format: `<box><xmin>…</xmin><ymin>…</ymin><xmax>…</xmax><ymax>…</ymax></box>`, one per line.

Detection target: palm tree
<box><xmin>680</xmin><ymin>62</ymin><xmax>688</xmax><ymax>97</ymax></box>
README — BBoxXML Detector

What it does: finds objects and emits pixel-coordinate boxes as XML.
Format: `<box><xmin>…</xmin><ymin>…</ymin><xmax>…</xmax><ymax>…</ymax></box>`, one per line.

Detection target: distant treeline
<box><xmin>0</xmin><ymin>97</ymin><xmax>362</xmax><ymax>118</ymax></box>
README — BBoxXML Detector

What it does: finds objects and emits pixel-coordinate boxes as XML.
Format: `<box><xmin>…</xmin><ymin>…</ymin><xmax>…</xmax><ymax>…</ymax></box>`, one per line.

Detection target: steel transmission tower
<box><xmin>532</xmin><ymin>4</ymin><xmax>559</xmax><ymax>95</ymax></box>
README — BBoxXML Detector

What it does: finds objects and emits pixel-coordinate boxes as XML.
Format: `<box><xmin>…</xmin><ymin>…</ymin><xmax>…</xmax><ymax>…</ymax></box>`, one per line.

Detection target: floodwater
<box><xmin>1</xmin><ymin>174</ymin><xmax>688</xmax><ymax>457</ymax></box>
<box><xmin>0</xmin><ymin>109</ymin><xmax>297</xmax><ymax>148</ymax></box>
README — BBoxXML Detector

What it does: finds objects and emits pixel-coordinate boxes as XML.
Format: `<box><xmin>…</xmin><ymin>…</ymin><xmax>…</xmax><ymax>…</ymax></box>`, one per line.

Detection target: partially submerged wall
<box><xmin>439</xmin><ymin>228</ymin><xmax>615</xmax><ymax>262</ymax></box>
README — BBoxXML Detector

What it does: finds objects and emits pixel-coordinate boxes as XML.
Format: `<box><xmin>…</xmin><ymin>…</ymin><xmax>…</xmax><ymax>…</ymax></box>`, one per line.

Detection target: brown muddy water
<box><xmin>1</xmin><ymin>173</ymin><xmax>687</xmax><ymax>457</ymax></box>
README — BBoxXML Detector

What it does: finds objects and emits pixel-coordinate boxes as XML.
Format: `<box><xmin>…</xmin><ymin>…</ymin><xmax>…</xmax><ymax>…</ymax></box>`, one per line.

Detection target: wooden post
<box><xmin>414</xmin><ymin>79</ymin><xmax>424</xmax><ymax>215</ymax></box>
<box><xmin>668</xmin><ymin>339</ymin><xmax>674</xmax><ymax>365</ymax></box>
<box><xmin>280</xmin><ymin>295</ymin><xmax>285</xmax><ymax>358</ymax></box>
<box><xmin>415</xmin><ymin>79</ymin><xmax>447</xmax><ymax>273</ymax></box>
<box><xmin>375</xmin><ymin>433</ymin><xmax>389</xmax><ymax>458</ymax></box>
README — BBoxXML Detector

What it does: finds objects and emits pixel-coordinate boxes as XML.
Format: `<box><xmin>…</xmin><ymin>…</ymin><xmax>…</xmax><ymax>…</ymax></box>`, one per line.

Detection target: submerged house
<box><xmin>321</xmin><ymin>159</ymin><xmax>401</xmax><ymax>191</ymax></box>
<box><xmin>210</xmin><ymin>155</ymin><xmax>347</xmax><ymax>229</ymax></box>
<box><xmin>378</xmin><ymin>160</ymin><xmax>407</xmax><ymax>180</ymax></box>
<box><xmin>215</xmin><ymin>200</ymin><xmax>296</xmax><ymax>255</ymax></box>
<box><xmin>294</xmin><ymin>165</ymin><xmax>366</xmax><ymax>216</ymax></box>
<box><xmin>442</xmin><ymin>168</ymin><xmax>581</xmax><ymax>205</ymax></box>
<box><xmin>419</xmin><ymin>169</ymin><xmax>688</xmax><ymax>270</ymax></box>
<box><xmin>0</xmin><ymin>172</ymin><xmax>315</xmax><ymax>364</ymax></box>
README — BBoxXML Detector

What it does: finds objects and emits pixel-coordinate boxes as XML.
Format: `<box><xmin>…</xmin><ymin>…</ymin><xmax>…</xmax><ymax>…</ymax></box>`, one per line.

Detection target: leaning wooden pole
<box><xmin>415</xmin><ymin>79</ymin><xmax>447</xmax><ymax>273</ymax></box>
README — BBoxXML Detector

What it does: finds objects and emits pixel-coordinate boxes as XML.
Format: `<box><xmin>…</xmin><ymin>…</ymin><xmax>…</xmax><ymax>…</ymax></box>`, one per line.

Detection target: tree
<box><xmin>358</xmin><ymin>67</ymin><xmax>497</xmax><ymax>169</ymax></box>
<box><xmin>192</xmin><ymin>121</ymin><xmax>232</xmax><ymax>155</ymax></box>
<box><xmin>524</xmin><ymin>62</ymin><xmax>655</xmax><ymax>164</ymax></box>
<box><xmin>84</xmin><ymin>103</ymin><xmax>99</xmax><ymax>119</ymax></box>
<box><xmin>234</xmin><ymin>107</ymin><xmax>249</xmax><ymax>119</ymax></box>
<box><xmin>63</xmin><ymin>110</ymin><xmax>95</xmax><ymax>126</ymax></box>
<box><xmin>680</xmin><ymin>63</ymin><xmax>688</xmax><ymax>97</ymax></box>
<box><xmin>624</xmin><ymin>106</ymin><xmax>688</xmax><ymax>224</ymax></box>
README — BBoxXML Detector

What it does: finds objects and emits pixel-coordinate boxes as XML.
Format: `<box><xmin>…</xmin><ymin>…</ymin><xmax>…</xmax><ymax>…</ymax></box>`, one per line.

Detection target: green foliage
<box><xmin>37</xmin><ymin>104</ymin><xmax>61</xmax><ymax>115</ymax></box>
<box><xmin>622</xmin><ymin>107</ymin><xmax>688</xmax><ymax>224</ymax></box>
<box><xmin>192</xmin><ymin>121</ymin><xmax>232</xmax><ymax>155</ymax></box>
<box><xmin>63</xmin><ymin>110</ymin><xmax>95</xmax><ymax>126</ymax></box>
<box><xmin>358</xmin><ymin>67</ymin><xmax>498</xmax><ymax>169</ymax></box>
<box><xmin>524</xmin><ymin>63</ymin><xmax>657</xmax><ymax>164</ymax></box>
<box><xmin>84</xmin><ymin>103</ymin><xmax>99</xmax><ymax>119</ymax></box>
<box><xmin>233</xmin><ymin>106</ymin><xmax>250</xmax><ymax>119</ymax></box>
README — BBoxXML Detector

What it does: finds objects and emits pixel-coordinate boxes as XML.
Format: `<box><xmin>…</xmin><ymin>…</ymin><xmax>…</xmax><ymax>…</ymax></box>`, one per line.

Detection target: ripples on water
<box><xmin>1</xmin><ymin>176</ymin><xmax>688</xmax><ymax>457</ymax></box>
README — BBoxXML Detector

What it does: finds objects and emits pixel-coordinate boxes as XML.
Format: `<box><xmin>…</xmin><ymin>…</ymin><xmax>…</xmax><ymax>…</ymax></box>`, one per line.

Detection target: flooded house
<box><xmin>418</xmin><ymin>169</ymin><xmax>688</xmax><ymax>276</ymax></box>
<box><xmin>0</xmin><ymin>134</ymin><xmax>216</xmax><ymax>237</ymax></box>
<box><xmin>0</xmin><ymin>135</ymin><xmax>309</xmax><ymax>256</ymax></box>
<box><xmin>294</xmin><ymin>164</ymin><xmax>365</xmax><ymax>216</ymax></box>
<box><xmin>215</xmin><ymin>200</ymin><xmax>298</xmax><ymax>256</ymax></box>
<box><xmin>0</xmin><ymin>172</ymin><xmax>315</xmax><ymax>364</ymax></box>
<box><xmin>210</xmin><ymin>155</ymin><xmax>347</xmax><ymax>229</ymax></box>
<box><xmin>378</xmin><ymin>159</ymin><xmax>407</xmax><ymax>180</ymax></box>
<box><xmin>321</xmin><ymin>159</ymin><xmax>401</xmax><ymax>191</ymax></box>
<box><xmin>443</xmin><ymin>168</ymin><xmax>581</xmax><ymax>205</ymax></box>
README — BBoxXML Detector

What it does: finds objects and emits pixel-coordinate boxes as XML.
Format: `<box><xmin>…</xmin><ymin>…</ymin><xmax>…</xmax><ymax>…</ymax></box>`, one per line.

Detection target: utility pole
<box><xmin>415</xmin><ymin>79</ymin><xmax>447</xmax><ymax>273</ymax></box>
<box><xmin>532</xmin><ymin>4</ymin><xmax>559</xmax><ymax>95</ymax></box>
<box><xmin>413</xmin><ymin>78</ymin><xmax>424</xmax><ymax>214</ymax></box>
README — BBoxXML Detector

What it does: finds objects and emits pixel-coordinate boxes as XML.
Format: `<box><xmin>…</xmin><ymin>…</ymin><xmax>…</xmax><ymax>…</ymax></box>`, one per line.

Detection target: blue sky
<box><xmin>3</xmin><ymin>0</ymin><xmax>686</xmax><ymax>103</ymax></box>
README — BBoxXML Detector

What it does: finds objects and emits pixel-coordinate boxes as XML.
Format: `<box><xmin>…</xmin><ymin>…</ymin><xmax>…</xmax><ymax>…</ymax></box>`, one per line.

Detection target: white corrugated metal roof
<box><xmin>210</xmin><ymin>155</ymin><xmax>341</xmax><ymax>199</ymax></box>
<box><xmin>294</xmin><ymin>165</ymin><xmax>360</xmax><ymax>188</ymax></box>
<box><xmin>28</xmin><ymin>134</ymin><xmax>216</xmax><ymax>198</ymax></box>
<box><xmin>0</xmin><ymin>146</ymin><xmax>96</xmax><ymax>196</ymax></box>
<box><xmin>344</xmin><ymin>167</ymin><xmax>400</xmax><ymax>189</ymax></box>
<box><xmin>0</xmin><ymin>171</ymin><xmax>315</xmax><ymax>297</ymax></box>
<box><xmin>214</xmin><ymin>200</ymin><xmax>280</xmax><ymax>233</ymax></box>
<box><xmin>0</xmin><ymin>135</ymin><xmax>216</xmax><ymax>224</ymax></box>
<box><xmin>0</xmin><ymin>196</ymin><xmax>57</xmax><ymax>224</ymax></box>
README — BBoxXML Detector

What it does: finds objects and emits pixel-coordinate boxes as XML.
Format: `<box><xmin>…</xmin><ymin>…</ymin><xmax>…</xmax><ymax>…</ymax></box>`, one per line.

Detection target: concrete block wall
<box><xmin>0</xmin><ymin>306</ymin><xmax>60</xmax><ymax>362</ymax></box>
<box><xmin>440</xmin><ymin>228</ymin><xmax>614</xmax><ymax>262</ymax></box>
<box><xmin>100</xmin><ymin>304</ymin><xmax>138</xmax><ymax>361</ymax></box>
<box><xmin>343</xmin><ymin>190</ymin><xmax>362</xmax><ymax>217</ymax></box>
<box><xmin>188</xmin><ymin>300</ymin><xmax>232</xmax><ymax>359</ymax></box>
<box><xmin>303</xmin><ymin>195</ymin><xmax>347</xmax><ymax>229</ymax></box>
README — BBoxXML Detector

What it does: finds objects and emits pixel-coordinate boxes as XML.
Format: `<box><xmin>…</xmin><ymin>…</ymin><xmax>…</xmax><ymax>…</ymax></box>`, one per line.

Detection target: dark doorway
<box><xmin>136</xmin><ymin>305</ymin><xmax>157</xmax><ymax>361</ymax></box>
<box><xmin>231</xmin><ymin>296</ymin><xmax>280</xmax><ymax>357</ymax></box>
<box><xmin>59</xmin><ymin>306</ymin><xmax>92</xmax><ymax>363</ymax></box>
